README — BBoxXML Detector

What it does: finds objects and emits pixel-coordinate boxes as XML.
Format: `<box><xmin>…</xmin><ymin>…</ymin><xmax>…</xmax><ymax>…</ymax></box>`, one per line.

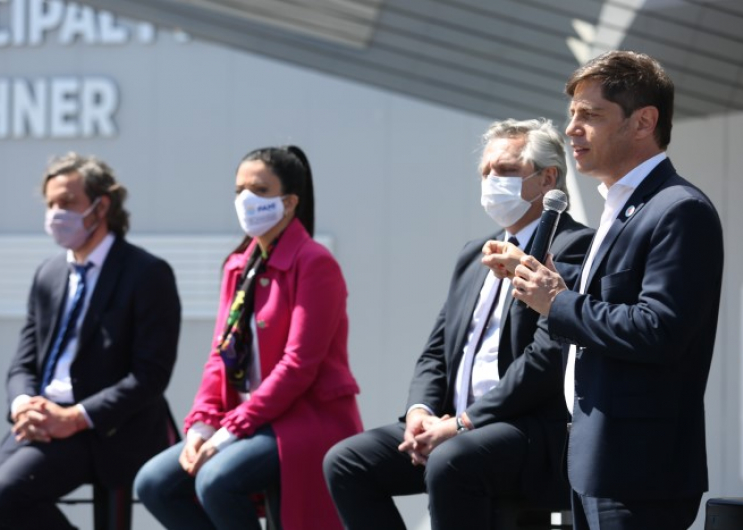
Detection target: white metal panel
<box><xmin>0</xmin><ymin>234</ymin><xmax>334</xmax><ymax>318</ymax></box>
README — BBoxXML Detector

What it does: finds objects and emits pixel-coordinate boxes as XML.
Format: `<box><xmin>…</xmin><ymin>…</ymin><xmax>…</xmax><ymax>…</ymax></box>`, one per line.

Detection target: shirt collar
<box><xmin>597</xmin><ymin>152</ymin><xmax>667</xmax><ymax>201</ymax></box>
<box><xmin>507</xmin><ymin>217</ymin><xmax>539</xmax><ymax>249</ymax></box>
<box><xmin>66</xmin><ymin>232</ymin><xmax>116</xmax><ymax>269</ymax></box>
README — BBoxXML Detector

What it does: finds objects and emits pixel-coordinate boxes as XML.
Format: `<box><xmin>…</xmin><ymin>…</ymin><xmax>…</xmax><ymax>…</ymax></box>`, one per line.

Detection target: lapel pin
<box><xmin>625</xmin><ymin>205</ymin><xmax>636</xmax><ymax>217</ymax></box>
<box><xmin>259</xmin><ymin>278</ymin><xmax>269</xmax><ymax>287</ymax></box>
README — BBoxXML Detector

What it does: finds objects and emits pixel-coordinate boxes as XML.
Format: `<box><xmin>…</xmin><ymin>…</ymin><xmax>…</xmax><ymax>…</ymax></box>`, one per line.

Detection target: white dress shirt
<box><xmin>453</xmin><ymin>220</ymin><xmax>538</xmax><ymax>411</ymax></box>
<box><xmin>407</xmin><ymin>218</ymin><xmax>538</xmax><ymax>419</ymax></box>
<box><xmin>564</xmin><ymin>153</ymin><xmax>667</xmax><ymax>414</ymax></box>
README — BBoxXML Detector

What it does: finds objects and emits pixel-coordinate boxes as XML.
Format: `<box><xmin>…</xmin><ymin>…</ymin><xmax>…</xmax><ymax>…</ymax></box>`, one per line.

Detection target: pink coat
<box><xmin>184</xmin><ymin>219</ymin><xmax>362</xmax><ymax>530</ymax></box>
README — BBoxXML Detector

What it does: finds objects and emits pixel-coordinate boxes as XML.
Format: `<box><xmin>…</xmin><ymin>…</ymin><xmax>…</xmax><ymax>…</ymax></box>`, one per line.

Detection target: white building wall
<box><xmin>0</xmin><ymin>3</ymin><xmax>740</xmax><ymax>530</ymax></box>
<box><xmin>668</xmin><ymin>113</ymin><xmax>743</xmax><ymax>528</ymax></box>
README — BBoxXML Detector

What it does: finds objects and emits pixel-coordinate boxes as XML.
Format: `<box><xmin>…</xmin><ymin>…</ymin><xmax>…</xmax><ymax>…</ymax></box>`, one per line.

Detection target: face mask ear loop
<box><xmin>523</xmin><ymin>168</ymin><xmax>545</xmax><ymax>204</ymax></box>
<box><xmin>82</xmin><ymin>197</ymin><xmax>102</xmax><ymax>218</ymax></box>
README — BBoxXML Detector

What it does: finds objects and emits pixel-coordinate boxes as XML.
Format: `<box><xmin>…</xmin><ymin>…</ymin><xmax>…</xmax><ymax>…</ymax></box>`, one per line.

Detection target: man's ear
<box><xmin>633</xmin><ymin>106</ymin><xmax>659</xmax><ymax>141</ymax></box>
<box><xmin>96</xmin><ymin>195</ymin><xmax>111</xmax><ymax>218</ymax></box>
<box><xmin>540</xmin><ymin>166</ymin><xmax>558</xmax><ymax>191</ymax></box>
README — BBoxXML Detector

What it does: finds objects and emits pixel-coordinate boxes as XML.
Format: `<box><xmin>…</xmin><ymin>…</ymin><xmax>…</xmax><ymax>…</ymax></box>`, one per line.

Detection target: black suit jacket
<box><xmin>550</xmin><ymin>159</ymin><xmax>724</xmax><ymax>500</ymax></box>
<box><xmin>406</xmin><ymin>213</ymin><xmax>593</xmax><ymax>503</ymax></box>
<box><xmin>5</xmin><ymin>236</ymin><xmax>181</xmax><ymax>486</ymax></box>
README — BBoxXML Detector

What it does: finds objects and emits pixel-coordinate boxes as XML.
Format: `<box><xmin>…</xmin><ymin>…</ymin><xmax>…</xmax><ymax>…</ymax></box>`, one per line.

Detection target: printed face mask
<box><xmin>45</xmin><ymin>198</ymin><xmax>101</xmax><ymax>250</ymax></box>
<box><xmin>480</xmin><ymin>170</ymin><xmax>541</xmax><ymax>227</ymax></box>
<box><xmin>234</xmin><ymin>189</ymin><xmax>285</xmax><ymax>237</ymax></box>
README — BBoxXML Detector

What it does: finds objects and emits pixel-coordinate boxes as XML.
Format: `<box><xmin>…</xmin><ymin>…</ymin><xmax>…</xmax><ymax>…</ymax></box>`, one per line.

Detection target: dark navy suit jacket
<box><xmin>5</xmin><ymin>236</ymin><xmax>181</xmax><ymax>486</ymax></box>
<box><xmin>549</xmin><ymin>158</ymin><xmax>724</xmax><ymax>500</ymax></box>
<box><xmin>406</xmin><ymin>213</ymin><xmax>594</xmax><ymax>504</ymax></box>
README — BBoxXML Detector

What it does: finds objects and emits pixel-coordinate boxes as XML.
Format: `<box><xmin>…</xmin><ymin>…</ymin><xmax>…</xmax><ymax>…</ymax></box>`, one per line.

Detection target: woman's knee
<box><xmin>135</xmin><ymin>465</ymin><xmax>161</xmax><ymax>504</ymax></box>
<box><xmin>194</xmin><ymin>461</ymin><xmax>229</xmax><ymax>507</ymax></box>
<box><xmin>135</xmin><ymin>451</ymin><xmax>178</xmax><ymax>504</ymax></box>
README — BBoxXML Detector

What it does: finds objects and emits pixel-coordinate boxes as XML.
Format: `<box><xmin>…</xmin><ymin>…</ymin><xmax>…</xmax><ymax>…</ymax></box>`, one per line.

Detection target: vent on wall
<box><xmin>0</xmin><ymin>234</ymin><xmax>335</xmax><ymax>319</ymax></box>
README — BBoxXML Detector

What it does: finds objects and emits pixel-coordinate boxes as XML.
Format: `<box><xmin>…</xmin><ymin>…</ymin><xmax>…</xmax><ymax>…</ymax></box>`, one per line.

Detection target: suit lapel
<box><xmin>583</xmin><ymin>159</ymin><xmax>675</xmax><ymax>289</ymax></box>
<box><xmin>453</xmin><ymin>263</ymin><xmax>490</xmax><ymax>364</ymax></box>
<box><xmin>496</xmin><ymin>227</ymin><xmax>540</xmax><ymax>330</ymax></box>
<box><xmin>78</xmin><ymin>237</ymin><xmax>128</xmax><ymax>349</ymax></box>
<box><xmin>449</xmin><ymin>231</ymin><xmax>504</xmax><ymax>388</ymax></box>
<box><xmin>496</xmin><ymin>229</ymin><xmax>535</xmax><ymax>355</ymax></box>
<box><xmin>41</xmin><ymin>256</ymin><xmax>73</xmax><ymax>368</ymax></box>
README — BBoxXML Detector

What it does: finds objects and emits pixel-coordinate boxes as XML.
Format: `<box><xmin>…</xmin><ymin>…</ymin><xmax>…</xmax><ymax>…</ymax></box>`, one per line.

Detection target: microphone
<box><xmin>529</xmin><ymin>189</ymin><xmax>568</xmax><ymax>264</ymax></box>
<box><xmin>514</xmin><ymin>189</ymin><xmax>568</xmax><ymax>309</ymax></box>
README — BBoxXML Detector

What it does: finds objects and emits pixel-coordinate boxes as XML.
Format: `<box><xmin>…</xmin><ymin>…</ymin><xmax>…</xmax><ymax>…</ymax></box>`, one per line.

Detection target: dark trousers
<box><xmin>323</xmin><ymin>419</ymin><xmax>536</xmax><ymax>530</ymax></box>
<box><xmin>571</xmin><ymin>489</ymin><xmax>703</xmax><ymax>530</ymax></box>
<box><xmin>0</xmin><ymin>431</ymin><xmax>96</xmax><ymax>530</ymax></box>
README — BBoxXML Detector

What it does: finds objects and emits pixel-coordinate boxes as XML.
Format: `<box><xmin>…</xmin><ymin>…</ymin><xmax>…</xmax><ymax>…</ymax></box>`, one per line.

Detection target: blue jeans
<box><xmin>134</xmin><ymin>425</ymin><xmax>279</xmax><ymax>530</ymax></box>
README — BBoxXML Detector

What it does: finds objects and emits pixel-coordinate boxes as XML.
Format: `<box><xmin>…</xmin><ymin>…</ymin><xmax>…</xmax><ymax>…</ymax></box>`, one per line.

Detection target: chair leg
<box><xmin>93</xmin><ymin>484</ymin><xmax>132</xmax><ymax>530</ymax></box>
<box><xmin>264</xmin><ymin>482</ymin><xmax>281</xmax><ymax>530</ymax></box>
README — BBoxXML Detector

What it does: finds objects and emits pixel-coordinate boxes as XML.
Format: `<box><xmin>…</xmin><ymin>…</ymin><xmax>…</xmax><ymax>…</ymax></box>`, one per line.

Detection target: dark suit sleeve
<box><xmin>467</xmin><ymin>222</ymin><xmax>594</xmax><ymax>426</ymax></box>
<box><xmin>78</xmin><ymin>257</ymin><xmax>181</xmax><ymax>433</ymax></box>
<box><xmin>6</xmin><ymin>265</ymin><xmax>49</xmax><ymax>414</ymax></box>
<box><xmin>404</xmin><ymin>241</ymin><xmax>481</xmax><ymax>417</ymax></box>
<box><xmin>467</xmin><ymin>316</ymin><xmax>563</xmax><ymax>426</ymax></box>
<box><xmin>549</xmin><ymin>196</ymin><xmax>723</xmax><ymax>365</ymax></box>
<box><xmin>404</xmin><ymin>304</ymin><xmax>449</xmax><ymax>415</ymax></box>
<box><xmin>552</xmin><ymin>218</ymin><xmax>592</xmax><ymax>290</ymax></box>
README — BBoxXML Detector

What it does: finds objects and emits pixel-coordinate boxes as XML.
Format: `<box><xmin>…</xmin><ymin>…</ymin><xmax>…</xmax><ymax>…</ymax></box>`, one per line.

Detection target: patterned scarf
<box><xmin>216</xmin><ymin>245</ymin><xmax>267</xmax><ymax>392</ymax></box>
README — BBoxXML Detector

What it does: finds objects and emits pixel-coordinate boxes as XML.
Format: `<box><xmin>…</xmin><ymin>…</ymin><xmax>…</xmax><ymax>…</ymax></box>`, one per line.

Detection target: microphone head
<box><xmin>543</xmin><ymin>189</ymin><xmax>568</xmax><ymax>213</ymax></box>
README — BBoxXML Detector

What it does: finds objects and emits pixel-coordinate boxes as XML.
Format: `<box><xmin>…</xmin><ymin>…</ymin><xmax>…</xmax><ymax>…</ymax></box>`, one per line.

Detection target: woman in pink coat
<box><xmin>135</xmin><ymin>145</ymin><xmax>363</xmax><ymax>530</ymax></box>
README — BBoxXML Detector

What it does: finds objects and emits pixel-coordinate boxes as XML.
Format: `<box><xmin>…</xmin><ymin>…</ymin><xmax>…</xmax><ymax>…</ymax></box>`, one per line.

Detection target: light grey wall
<box><xmin>667</xmin><ymin>113</ymin><xmax>743</xmax><ymax>529</ymax></box>
<box><xmin>1</xmin><ymin>4</ymin><xmax>740</xmax><ymax>530</ymax></box>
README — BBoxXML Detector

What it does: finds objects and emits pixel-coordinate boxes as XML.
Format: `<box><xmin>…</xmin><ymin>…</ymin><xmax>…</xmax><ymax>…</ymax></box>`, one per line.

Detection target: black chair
<box><xmin>705</xmin><ymin>497</ymin><xmax>743</xmax><ymax>529</ymax></box>
<box><xmin>58</xmin><ymin>406</ymin><xmax>180</xmax><ymax>530</ymax></box>
<box><xmin>59</xmin><ymin>484</ymin><xmax>133</xmax><ymax>530</ymax></box>
<box><xmin>61</xmin><ymin>482</ymin><xmax>280</xmax><ymax>530</ymax></box>
<box><xmin>58</xmin><ymin>407</ymin><xmax>282</xmax><ymax>530</ymax></box>
<box><xmin>491</xmin><ymin>498</ymin><xmax>572</xmax><ymax>530</ymax></box>
<box><xmin>257</xmin><ymin>481</ymin><xmax>282</xmax><ymax>530</ymax></box>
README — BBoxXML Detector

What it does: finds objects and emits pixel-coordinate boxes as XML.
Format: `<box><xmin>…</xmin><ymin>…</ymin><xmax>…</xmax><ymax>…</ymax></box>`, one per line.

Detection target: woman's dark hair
<box><xmin>229</xmin><ymin>145</ymin><xmax>315</xmax><ymax>257</ymax></box>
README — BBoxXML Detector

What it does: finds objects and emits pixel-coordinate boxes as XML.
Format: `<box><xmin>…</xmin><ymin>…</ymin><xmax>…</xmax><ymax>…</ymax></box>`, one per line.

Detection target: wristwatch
<box><xmin>456</xmin><ymin>415</ymin><xmax>470</xmax><ymax>434</ymax></box>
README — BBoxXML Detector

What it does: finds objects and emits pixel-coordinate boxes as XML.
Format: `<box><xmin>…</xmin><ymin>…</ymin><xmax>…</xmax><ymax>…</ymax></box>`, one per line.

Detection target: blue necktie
<box><xmin>41</xmin><ymin>263</ymin><xmax>93</xmax><ymax>392</ymax></box>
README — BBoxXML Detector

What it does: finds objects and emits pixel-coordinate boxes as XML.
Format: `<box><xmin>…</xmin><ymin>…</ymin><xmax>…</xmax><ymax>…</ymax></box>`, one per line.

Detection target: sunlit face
<box><xmin>235</xmin><ymin>160</ymin><xmax>283</xmax><ymax>198</ymax></box>
<box><xmin>479</xmin><ymin>135</ymin><xmax>543</xmax><ymax>204</ymax></box>
<box><xmin>44</xmin><ymin>172</ymin><xmax>99</xmax><ymax>230</ymax></box>
<box><xmin>565</xmin><ymin>80</ymin><xmax>633</xmax><ymax>184</ymax></box>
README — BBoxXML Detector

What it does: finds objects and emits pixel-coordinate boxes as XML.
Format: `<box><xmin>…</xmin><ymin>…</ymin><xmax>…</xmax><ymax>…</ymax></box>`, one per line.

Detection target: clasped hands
<box><xmin>12</xmin><ymin>396</ymin><xmax>88</xmax><ymax>443</ymax></box>
<box><xmin>179</xmin><ymin>434</ymin><xmax>218</xmax><ymax>476</ymax></box>
<box><xmin>398</xmin><ymin>409</ymin><xmax>460</xmax><ymax>465</ymax></box>
<box><xmin>480</xmin><ymin>239</ymin><xmax>567</xmax><ymax>315</ymax></box>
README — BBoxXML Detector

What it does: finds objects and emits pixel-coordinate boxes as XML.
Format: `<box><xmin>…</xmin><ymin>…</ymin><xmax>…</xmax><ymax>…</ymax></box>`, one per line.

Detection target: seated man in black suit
<box><xmin>0</xmin><ymin>153</ymin><xmax>181</xmax><ymax>530</ymax></box>
<box><xmin>323</xmin><ymin>118</ymin><xmax>594</xmax><ymax>530</ymax></box>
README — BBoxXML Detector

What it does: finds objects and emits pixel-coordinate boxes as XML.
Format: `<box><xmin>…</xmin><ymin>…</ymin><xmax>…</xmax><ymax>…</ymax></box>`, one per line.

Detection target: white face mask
<box><xmin>45</xmin><ymin>198</ymin><xmax>101</xmax><ymax>250</ymax></box>
<box><xmin>234</xmin><ymin>189</ymin><xmax>285</xmax><ymax>237</ymax></box>
<box><xmin>480</xmin><ymin>170</ymin><xmax>542</xmax><ymax>227</ymax></box>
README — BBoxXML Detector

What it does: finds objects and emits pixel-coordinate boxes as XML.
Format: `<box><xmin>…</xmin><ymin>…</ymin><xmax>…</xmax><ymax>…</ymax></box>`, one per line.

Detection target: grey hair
<box><xmin>482</xmin><ymin>118</ymin><xmax>569</xmax><ymax>197</ymax></box>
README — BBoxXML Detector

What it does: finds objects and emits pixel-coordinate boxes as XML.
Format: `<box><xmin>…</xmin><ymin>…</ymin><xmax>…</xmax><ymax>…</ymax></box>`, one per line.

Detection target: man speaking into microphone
<box><xmin>483</xmin><ymin>52</ymin><xmax>724</xmax><ymax>529</ymax></box>
<box><xmin>324</xmin><ymin>118</ymin><xmax>593</xmax><ymax>530</ymax></box>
